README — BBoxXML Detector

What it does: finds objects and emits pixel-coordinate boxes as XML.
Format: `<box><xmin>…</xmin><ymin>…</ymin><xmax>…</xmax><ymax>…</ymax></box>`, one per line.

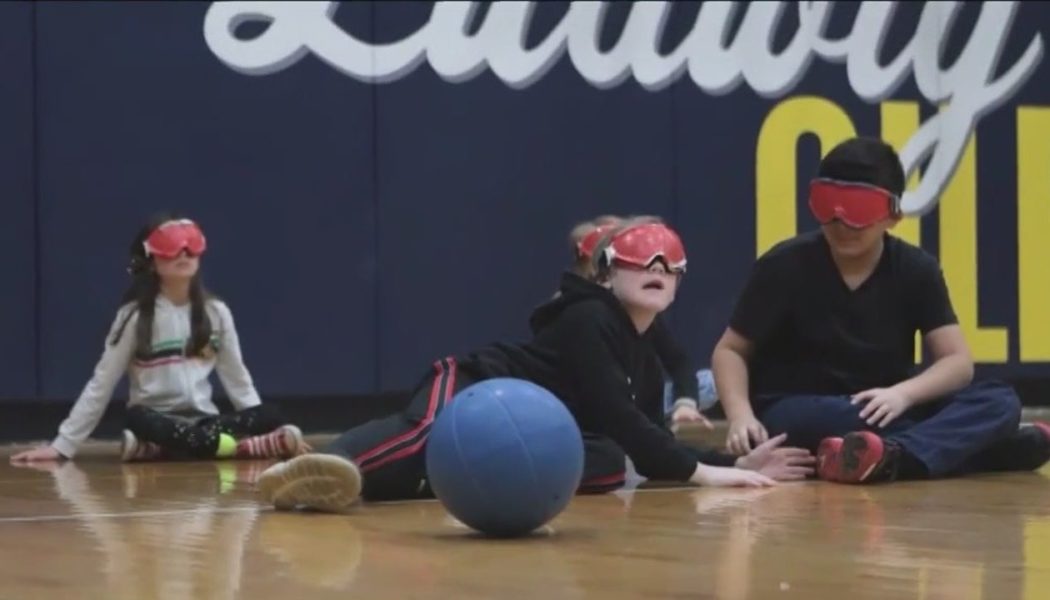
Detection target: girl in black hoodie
<box><xmin>256</xmin><ymin>222</ymin><xmax>814</xmax><ymax>512</ymax></box>
<box><xmin>569</xmin><ymin>215</ymin><xmax>713</xmax><ymax>430</ymax></box>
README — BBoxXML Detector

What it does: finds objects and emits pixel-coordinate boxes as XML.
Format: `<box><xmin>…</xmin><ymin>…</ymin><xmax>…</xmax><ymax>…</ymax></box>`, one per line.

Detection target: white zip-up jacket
<box><xmin>52</xmin><ymin>296</ymin><xmax>263</xmax><ymax>458</ymax></box>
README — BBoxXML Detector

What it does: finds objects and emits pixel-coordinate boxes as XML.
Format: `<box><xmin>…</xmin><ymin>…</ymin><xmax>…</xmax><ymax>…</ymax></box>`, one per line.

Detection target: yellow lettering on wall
<box><xmin>880</xmin><ymin>101</ymin><xmax>924</xmax><ymax>363</ymax></box>
<box><xmin>755</xmin><ymin>97</ymin><xmax>856</xmax><ymax>255</ymax></box>
<box><xmin>940</xmin><ymin>133</ymin><xmax>1009</xmax><ymax>362</ymax></box>
<box><xmin>1017</xmin><ymin>107</ymin><xmax>1050</xmax><ymax>361</ymax></box>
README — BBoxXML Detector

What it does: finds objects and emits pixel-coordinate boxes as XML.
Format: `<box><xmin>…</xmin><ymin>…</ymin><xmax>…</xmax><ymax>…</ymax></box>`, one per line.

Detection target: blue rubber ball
<box><xmin>425</xmin><ymin>378</ymin><xmax>585</xmax><ymax>537</ymax></box>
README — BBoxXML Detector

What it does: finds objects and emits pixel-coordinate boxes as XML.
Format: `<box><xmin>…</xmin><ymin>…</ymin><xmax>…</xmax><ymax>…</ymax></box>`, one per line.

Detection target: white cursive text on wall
<box><xmin>203</xmin><ymin>1</ymin><xmax>1044</xmax><ymax>215</ymax></box>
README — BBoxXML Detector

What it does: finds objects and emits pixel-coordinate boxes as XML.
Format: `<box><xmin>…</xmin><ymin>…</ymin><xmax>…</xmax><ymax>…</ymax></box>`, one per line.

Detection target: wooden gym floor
<box><xmin>1</xmin><ymin>431</ymin><xmax>1049</xmax><ymax>599</ymax></box>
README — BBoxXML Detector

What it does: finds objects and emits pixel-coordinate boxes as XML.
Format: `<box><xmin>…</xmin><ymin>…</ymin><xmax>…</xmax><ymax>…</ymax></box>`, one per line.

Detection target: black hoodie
<box><xmin>456</xmin><ymin>272</ymin><xmax>717</xmax><ymax>482</ymax></box>
<box><xmin>536</xmin><ymin>273</ymin><xmax>700</xmax><ymax>404</ymax></box>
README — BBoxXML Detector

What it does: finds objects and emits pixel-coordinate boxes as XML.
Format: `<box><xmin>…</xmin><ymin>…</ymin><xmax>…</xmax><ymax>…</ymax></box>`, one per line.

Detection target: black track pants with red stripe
<box><xmin>322</xmin><ymin>357</ymin><xmax>629</xmax><ymax>501</ymax></box>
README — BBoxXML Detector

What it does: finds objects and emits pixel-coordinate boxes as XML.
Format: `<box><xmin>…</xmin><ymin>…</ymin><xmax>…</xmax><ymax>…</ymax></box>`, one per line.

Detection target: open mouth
<box><xmin>643</xmin><ymin>279</ymin><xmax>665</xmax><ymax>291</ymax></box>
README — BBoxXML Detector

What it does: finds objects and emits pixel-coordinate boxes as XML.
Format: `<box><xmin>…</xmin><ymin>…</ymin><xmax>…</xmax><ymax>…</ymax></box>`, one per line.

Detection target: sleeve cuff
<box><xmin>671</xmin><ymin>398</ymin><xmax>699</xmax><ymax>413</ymax></box>
<box><xmin>50</xmin><ymin>436</ymin><xmax>78</xmax><ymax>459</ymax></box>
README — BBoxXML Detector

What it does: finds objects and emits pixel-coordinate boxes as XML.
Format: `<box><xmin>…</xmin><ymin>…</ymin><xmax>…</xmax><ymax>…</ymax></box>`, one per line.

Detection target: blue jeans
<box><xmin>663</xmin><ymin>369</ymin><xmax>718</xmax><ymax>414</ymax></box>
<box><xmin>755</xmin><ymin>380</ymin><xmax>1022</xmax><ymax>477</ymax></box>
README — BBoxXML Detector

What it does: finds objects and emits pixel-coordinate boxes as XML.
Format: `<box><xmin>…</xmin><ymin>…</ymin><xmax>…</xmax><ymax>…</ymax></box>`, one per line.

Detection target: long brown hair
<box><xmin>109</xmin><ymin>212</ymin><xmax>214</xmax><ymax>358</ymax></box>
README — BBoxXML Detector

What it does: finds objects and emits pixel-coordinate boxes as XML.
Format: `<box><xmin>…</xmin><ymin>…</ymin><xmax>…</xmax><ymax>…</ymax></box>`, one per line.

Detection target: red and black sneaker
<box><xmin>1009</xmin><ymin>421</ymin><xmax>1050</xmax><ymax>470</ymax></box>
<box><xmin>817</xmin><ymin>437</ymin><xmax>844</xmax><ymax>482</ymax></box>
<box><xmin>817</xmin><ymin>431</ymin><xmax>901</xmax><ymax>484</ymax></box>
<box><xmin>1034</xmin><ymin>421</ymin><xmax>1050</xmax><ymax>445</ymax></box>
<box><xmin>974</xmin><ymin>421</ymin><xmax>1050</xmax><ymax>472</ymax></box>
<box><xmin>1035</xmin><ymin>422</ymin><xmax>1050</xmax><ymax>470</ymax></box>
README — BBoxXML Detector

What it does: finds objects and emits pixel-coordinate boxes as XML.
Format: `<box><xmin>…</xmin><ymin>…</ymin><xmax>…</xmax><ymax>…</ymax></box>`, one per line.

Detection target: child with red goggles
<box><xmin>568</xmin><ymin>215</ymin><xmax>719</xmax><ymax>427</ymax></box>
<box><xmin>11</xmin><ymin>214</ymin><xmax>308</xmax><ymax>465</ymax></box>
<box><xmin>142</xmin><ymin>218</ymin><xmax>208</xmax><ymax>259</ymax></box>
<box><xmin>808</xmin><ymin>178</ymin><xmax>901</xmax><ymax>229</ymax></box>
<box><xmin>713</xmin><ymin>137</ymin><xmax>1047</xmax><ymax>485</ymax></box>
<box><xmin>252</xmin><ymin>221</ymin><xmax>813</xmax><ymax>512</ymax></box>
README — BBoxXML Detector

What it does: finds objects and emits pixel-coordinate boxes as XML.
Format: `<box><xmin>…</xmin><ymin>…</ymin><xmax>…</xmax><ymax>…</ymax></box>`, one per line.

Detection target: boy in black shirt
<box><xmin>255</xmin><ymin>222</ymin><xmax>815</xmax><ymax>511</ymax></box>
<box><xmin>712</xmin><ymin>137</ymin><xmax>1050</xmax><ymax>484</ymax></box>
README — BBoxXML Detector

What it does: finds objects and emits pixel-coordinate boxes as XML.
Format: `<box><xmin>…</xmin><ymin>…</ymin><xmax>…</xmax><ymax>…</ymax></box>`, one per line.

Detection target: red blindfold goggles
<box><xmin>808</xmin><ymin>178</ymin><xmax>901</xmax><ymax>229</ymax></box>
<box><xmin>577</xmin><ymin>224</ymin><xmax>617</xmax><ymax>259</ymax></box>
<box><xmin>603</xmin><ymin>223</ymin><xmax>687</xmax><ymax>273</ymax></box>
<box><xmin>144</xmin><ymin>219</ymin><xmax>207</xmax><ymax>259</ymax></box>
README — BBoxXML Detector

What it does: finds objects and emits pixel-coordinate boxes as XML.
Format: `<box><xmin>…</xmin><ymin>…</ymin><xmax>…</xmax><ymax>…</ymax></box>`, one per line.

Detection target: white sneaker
<box><xmin>256</xmin><ymin>454</ymin><xmax>362</xmax><ymax>513</ymax></box>
<box><xmin>120</xmin><ymin>430</ymin><xmax>163</xmax><ymax>462</ymax></box>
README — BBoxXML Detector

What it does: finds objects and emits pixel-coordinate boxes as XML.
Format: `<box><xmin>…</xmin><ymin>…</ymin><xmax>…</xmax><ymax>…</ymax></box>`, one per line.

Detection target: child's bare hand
<box><xmin>735</xmin><ymin>433</ymin><xmax>815</xmax><ymax>481</ymax></box>
<box><xmin>691</xmin><ymin>464</ymin><xmax>777</xmax><ymax>488</ymax></box>
<box><xmin>852</xmin><ymin>388</ymin><xmax>913</xmax><ymax>428</ymax></box>
<box><xmin>726</xmin><ymin>417</ymin><xmax>769</xmax><ymax>455</ymax></box>
<box><xmin>10</xmin><ymin>446</ymin><xmax>64</xmax><ymax>464</ymax></box>
<box><xmin>670</xmin><ymin>404</ymin><xmax>714</xmax><ymax>433</ymax></box>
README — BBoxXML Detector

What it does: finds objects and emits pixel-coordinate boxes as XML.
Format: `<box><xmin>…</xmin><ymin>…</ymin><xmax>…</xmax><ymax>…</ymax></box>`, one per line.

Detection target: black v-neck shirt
<box><xmin>729</xmin><ymin>231</ymin><xmax>958</xmax><ymax>399</ymax></box>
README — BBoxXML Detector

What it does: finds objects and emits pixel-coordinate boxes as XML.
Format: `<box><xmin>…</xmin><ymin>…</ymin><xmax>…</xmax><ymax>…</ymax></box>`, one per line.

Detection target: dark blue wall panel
<box><xmin>0</xmin><ymin>2</ymin><xmax>38</xmax><ymax>398</ymax></box>
<box><xmin>35</xmin><ymin>1</ymin><xmax>377</xmax><ymax>398</ymax></box>
<box><xmin>0</xmin><ymin>1</ymin><xmax>1047</xmax><ymax>403</ymax></box>
<box><xmin>372</xmin><ymin>1</ymin><xmax>676</xmax><ymax>387</ymax></box>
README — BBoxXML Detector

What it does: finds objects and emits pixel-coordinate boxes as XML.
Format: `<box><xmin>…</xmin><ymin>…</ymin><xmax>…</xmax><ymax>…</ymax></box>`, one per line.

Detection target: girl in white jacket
<box><xmin>11</xmin><ymin>214</ymin><xmax>306</xmax><ymax>463</ymax></box>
